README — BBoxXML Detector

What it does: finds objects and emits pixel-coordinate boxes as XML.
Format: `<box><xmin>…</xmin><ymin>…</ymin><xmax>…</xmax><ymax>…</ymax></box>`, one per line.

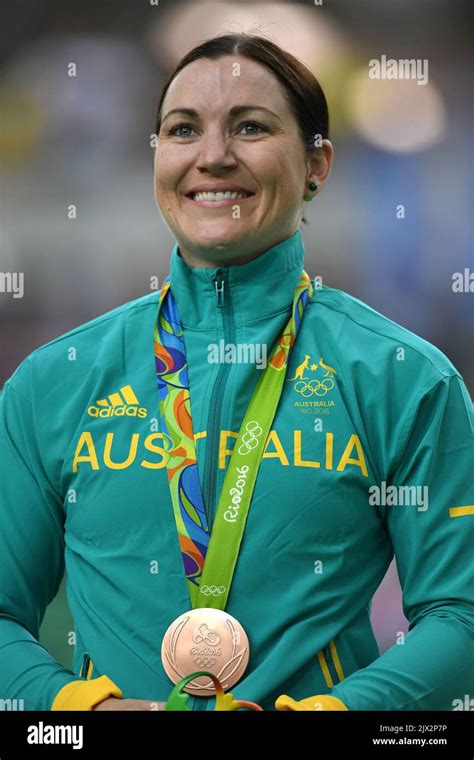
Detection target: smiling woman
<box><xmin>0</xmin><ymin>32</ymin><xmax>473</xmax><ymax>715</ymax></box>
<box><xmin>153</xmin><ymin>34</ymin><xmax>333</xmax><ymax>267</ymax></box>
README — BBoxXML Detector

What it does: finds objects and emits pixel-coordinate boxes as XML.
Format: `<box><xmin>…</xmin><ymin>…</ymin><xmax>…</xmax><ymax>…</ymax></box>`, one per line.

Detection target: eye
<box><xmin>166</xmin><ymin>121</ymin><xmax>267</xmax><ymax>139</ymax></box>
<box><xmin>167</xmin><ymin>123</ymin><xmax>196</xmax><ymax>138</ymax></box>
<box><xmin>239</xmin><ymin>121</ymin><xmax>267</xmax><ymax>136</ymax></box>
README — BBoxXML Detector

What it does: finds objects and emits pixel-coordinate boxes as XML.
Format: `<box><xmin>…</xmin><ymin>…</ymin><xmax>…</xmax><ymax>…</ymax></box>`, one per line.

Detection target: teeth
<box><xmin>192</xmin><ymin>191</ymin><xmax>251</xmax><ymax>201</ymax></box>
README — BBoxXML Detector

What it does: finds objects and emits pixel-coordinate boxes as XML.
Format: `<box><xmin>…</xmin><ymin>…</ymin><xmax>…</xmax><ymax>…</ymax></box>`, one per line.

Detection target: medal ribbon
<box><xmin>154</xmin><ymin>268</ymin><xmax>313</xmax><ymax>609</ymax></box>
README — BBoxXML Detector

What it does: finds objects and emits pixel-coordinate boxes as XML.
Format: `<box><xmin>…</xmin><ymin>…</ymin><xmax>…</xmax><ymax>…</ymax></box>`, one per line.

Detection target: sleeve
<box><xmin>0</xmin><ymin>374</ymin><xmax>122</xmax><ymax>710</ymax></box>
<box><xmin>327</xmin><ymin>372</ymin><xmax>474</xmax><ymax>710</ymax></box>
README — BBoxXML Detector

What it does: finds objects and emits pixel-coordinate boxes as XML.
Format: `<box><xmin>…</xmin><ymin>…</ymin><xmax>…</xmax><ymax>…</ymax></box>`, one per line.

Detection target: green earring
<box><xmin>309</xmin><ymin>181</ymin><xmax>318</xmax><ymax>192</ymax></box>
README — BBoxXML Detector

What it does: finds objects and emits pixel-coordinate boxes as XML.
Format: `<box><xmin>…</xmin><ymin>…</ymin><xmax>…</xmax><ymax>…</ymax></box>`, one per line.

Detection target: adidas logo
<box><xmin>87</xmin><ymin>385</ymin><xmax>148</xmax><ymax>418</ymax></box>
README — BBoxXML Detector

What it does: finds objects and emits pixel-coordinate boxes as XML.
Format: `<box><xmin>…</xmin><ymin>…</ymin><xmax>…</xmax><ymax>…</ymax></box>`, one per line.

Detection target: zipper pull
<box><xmin>214</xmin><ymin>274</ymin><xmax>225</xmax><ymax>307</ymax></box>
<box><xmin>81</xmin><ymin>652</ymin><xmax>91</xmax><ymax>679</ymax></box>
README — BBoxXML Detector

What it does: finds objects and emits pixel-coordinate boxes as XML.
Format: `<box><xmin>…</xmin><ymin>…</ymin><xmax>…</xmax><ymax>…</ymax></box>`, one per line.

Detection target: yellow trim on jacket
<box><xmin>51</xmin><ymin>675</ymin><xmax>123</xmax><ymax>710</ymax></box>
<box><xmin>317</xmin><ymin>649</ymin><xmax>334</xmax><ymax>688</ymax></box>
<box><xmin>317</xmin><ymin>639</ymin><xmax>346</xmax><ymax>688</ymax></box>
<box><xmin>329</xmin><ymin>639</ymin><xmax>345</xmax><ymax>682</ymax></box>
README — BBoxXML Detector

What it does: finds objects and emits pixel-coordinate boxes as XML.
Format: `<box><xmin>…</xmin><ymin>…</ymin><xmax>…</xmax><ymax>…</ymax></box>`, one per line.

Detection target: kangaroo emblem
<box><xmin>287</xmin><ymin>353</ymin><xmax>311</xmax><ymax>381</ymax></box>
<box><xmin>318</xmin><ymin>357</ymin><xmax>337</xmax><ymax>377</ymax></box>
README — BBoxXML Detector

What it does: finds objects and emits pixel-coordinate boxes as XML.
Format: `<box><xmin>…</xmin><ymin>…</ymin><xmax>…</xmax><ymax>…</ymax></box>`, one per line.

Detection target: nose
<box><xmin>195</xmin><ymin>128</ymin><xmax>238</xmax><ymax>173</ymax></box>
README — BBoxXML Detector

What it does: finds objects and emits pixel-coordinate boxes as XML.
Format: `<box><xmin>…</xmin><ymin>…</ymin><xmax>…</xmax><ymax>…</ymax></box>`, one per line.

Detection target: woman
<box><xmin>0</xmin><ymin>33</ymin><xmax>472</xmax><ymax>713</ymax></box>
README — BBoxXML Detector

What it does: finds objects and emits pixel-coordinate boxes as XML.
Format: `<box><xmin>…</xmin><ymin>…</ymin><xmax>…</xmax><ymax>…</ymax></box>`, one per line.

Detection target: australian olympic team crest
<box><xmin>287</xmin><ymin>352</ymin><xmax>337</xmax><ymax>415</ymax></box>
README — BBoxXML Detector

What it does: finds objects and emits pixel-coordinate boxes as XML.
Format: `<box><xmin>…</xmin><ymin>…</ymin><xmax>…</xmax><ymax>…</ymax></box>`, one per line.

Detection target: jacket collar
<box><xmin>169</xmin><ymin>229</ymin><xmax>306</xmax><ymax>328</ymax></box>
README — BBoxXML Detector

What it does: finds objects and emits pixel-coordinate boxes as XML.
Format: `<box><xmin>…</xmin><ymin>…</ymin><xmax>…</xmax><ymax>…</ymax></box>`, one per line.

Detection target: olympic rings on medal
<box><xmin>238</xmin><ymin>420</ymin><xmax>263</xmax><ymax>455</ymax></box>
<box><xmin>194</xmin><ymin>656</ymin><xmax>217</xmax><ymax>668</ymax></box>
<box><xmin>294</xmin><ymin>378</ymin><xmax>335</xmax><ymax>397</ymax></box>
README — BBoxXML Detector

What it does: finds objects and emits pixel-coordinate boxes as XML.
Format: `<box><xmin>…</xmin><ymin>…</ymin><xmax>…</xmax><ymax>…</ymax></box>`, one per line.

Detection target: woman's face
<box><xmin>154</xmin><ymin>55</ymin><xmax>332</xmax><ymax>267</ymax></box>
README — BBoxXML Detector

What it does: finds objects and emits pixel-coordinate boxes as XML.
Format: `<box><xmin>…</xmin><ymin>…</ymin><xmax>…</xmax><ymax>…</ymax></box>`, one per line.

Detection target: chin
<box><xmin>185</xmin><ymin>226</ymin><xmax>247</xmax><ymax>251</ymax></box>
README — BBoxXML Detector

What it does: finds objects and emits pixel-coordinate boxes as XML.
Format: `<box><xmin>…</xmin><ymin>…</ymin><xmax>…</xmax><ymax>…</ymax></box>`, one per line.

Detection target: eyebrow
<box><xmin>161</xmin><ymin>105</ymin><xmax>281</xmax><ymax>125</ymax></box>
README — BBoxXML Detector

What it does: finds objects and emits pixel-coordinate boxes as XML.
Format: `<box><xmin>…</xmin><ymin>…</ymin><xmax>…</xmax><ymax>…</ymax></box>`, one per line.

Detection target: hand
<box><xmin>93</xmin><ymin>697</ymin><xmax>167</xmax><ymax>711</ymax></box>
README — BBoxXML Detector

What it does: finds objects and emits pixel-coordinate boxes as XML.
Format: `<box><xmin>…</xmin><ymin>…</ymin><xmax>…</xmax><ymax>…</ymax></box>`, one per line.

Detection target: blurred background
<box><xmin>0</xmin><ymin>0</ymin><xmax>472</xmax><ymax>673</ymax></box>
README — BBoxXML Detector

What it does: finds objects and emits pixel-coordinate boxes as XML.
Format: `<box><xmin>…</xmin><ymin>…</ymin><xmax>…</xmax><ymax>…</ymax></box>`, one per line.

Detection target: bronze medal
<box><xmin>161</xmin><ymin>607</ymin><xmax>250</xmax><ymax>695</ymax></box>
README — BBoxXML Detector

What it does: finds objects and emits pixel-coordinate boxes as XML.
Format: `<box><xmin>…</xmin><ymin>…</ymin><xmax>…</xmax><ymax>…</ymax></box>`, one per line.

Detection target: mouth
<box><xmin>184</xmin><ymin>189</ymin><xmax>256</xmax><ymax>207</ymax></box>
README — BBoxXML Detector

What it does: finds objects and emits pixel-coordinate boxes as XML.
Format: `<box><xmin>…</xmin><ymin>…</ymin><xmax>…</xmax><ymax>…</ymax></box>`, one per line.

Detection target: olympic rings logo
<box><xmin>238</xmin><ymin>420</ymin><xmax>263</xmax><ymax>455</ymax></box>
<box><xmin>194</xmin><ymin>656</ymin><xmax>217</xmax><ymax>667</ymax></box>
<box><xmin>293</xmin><ymin>378</ymin><xmax>335</xmax><ymax>398</ymax></box>
<box><xmin>199</xmin><ymin>585</ymin><xmax>226</xmax><ymax>597</ymax></box>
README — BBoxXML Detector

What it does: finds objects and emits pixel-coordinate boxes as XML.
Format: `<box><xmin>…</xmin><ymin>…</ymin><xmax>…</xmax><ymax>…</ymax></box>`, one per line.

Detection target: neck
<box><xmin>177</xmin><ymin>231</ymin><xmax>298</xmax><ymax>269</ymax></box>
<box><xmin>169</xmin><ymin>228</ymin><xmax>306</xmax><ymax>329</ymax></box>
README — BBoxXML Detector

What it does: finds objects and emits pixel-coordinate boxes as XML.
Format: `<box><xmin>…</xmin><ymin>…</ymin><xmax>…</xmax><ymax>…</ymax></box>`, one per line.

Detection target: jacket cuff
<box><xmin>275</xmin><ymin>693</ymin><xmax>348</xmax><ymax>711</ymax></box>
<box><xmin>51</xmin><ymin>675</ymin><xmax>123</xmax><ymax>710</ymax></box>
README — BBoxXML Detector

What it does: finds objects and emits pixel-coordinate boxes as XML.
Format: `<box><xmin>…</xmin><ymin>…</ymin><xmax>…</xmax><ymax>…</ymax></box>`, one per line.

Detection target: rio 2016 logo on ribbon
<box><xmin>224</xmin><ymin>421</ymin><xmax>262</xmax><ymax>522</ymax></box>
<box><xmin>224</xmin><ymin>465</ymin><xmax>250</xmax><ymax>523</ymax></box>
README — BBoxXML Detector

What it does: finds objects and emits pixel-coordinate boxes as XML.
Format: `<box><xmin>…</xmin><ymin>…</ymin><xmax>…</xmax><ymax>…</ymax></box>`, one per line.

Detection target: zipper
<box><xmin>202</xmin><ymin>268</ymin><xmax>235</xmax><ymax>530</ymax></box>
<box><xmin>81</xmin><ymin>652</ymin><xmax>92</xmax><ymax>679</ymax></box>
<box><xmin>215</xmin><ymin>276</ymin><xmax>225</xmax><ymax>307</ymax></box>
<box><xmin>192</xmin><ymin>270</ymin><xmax>233</xmax><ymax>713</ymax></box>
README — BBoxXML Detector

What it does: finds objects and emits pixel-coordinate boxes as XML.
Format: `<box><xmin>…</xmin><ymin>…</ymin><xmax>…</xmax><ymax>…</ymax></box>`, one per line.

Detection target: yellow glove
<box><xmin>275</xmin><ymin>694</ymin><xmax>348</xmax><ymax>711</ymax></box>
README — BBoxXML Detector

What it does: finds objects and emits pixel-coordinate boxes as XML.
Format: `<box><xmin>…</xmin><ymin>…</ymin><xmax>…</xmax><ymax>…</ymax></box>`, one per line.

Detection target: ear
<box><xmin>304</xmin><ymin>139</ymin><xmax>334</xmax><ymax>200</ymax></box>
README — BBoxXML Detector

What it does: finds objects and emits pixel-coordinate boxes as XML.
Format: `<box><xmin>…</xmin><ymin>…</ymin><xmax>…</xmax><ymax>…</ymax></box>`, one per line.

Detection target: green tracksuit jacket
<box><xmin>0</xmin><ymin>230</ymin><xmax>473</xmax><ymax>711</ymax></box>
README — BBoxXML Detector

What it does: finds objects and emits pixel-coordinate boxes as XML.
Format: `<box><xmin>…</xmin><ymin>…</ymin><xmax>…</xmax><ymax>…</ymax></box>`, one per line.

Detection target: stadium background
<box><xmin>0</xmin><ymin>0</ymin><xmax>472</xmax><ymax>674</ymax></box>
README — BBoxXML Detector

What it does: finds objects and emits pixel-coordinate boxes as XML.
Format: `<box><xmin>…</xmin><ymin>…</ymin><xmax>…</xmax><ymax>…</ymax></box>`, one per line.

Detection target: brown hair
<box><xmin>155</xmin><ymin>33</ymin><xmax>330</xmax><ymax>224</ymax></box>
